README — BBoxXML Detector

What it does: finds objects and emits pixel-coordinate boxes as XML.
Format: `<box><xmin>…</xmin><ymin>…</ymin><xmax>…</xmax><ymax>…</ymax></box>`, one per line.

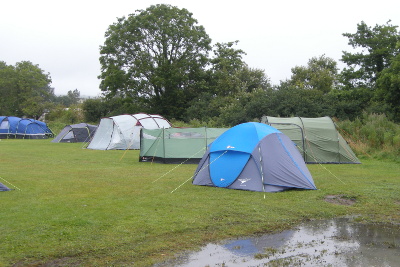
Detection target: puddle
<box><xmin>158</xmin><ymin>217</ymin><xmax>400</xmax><ymax>266</ymax></box>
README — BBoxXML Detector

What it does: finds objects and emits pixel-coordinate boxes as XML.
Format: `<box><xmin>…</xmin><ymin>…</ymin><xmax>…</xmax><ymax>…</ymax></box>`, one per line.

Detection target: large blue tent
<box><xmin>192</xmin><ymin>122</ymin><xmax>317</xmax><ymax>192</ymax></box>
<box><xmin>0</xmin><ymin>116</ymin><xmax>53</xmax><ymax>139</ymax></box>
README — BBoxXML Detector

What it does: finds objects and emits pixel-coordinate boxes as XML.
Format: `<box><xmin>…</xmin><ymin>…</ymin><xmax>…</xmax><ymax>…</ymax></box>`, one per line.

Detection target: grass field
<box><xmin>0</xmin><ymin>139</ymin><xmax>399</xmax><ymax>266</ymax></box>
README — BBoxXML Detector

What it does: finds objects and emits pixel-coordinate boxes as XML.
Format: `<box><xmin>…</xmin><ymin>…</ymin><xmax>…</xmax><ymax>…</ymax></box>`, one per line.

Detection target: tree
<box><xmin>376</xmin><ymin>50</ymin><xmax>400</xmax><ymax>121</ymax></box>
<box><xmin>67</xmin><ymin>89</ymin><xmax>80</xmax><ymax>105</ymax></box>
<box><xmin>207</xmin><ymin>41</ymin><xmax>246</xmax><ymax>96</ymax></box>
<box><xmin>0</xmin><ymin>61</ymin><xmax>53</xmax><ymax>118</ymax></box>
<box><xmin>99</xmin><ymin>4</ymin><xmax>212</xmax><ymax>119</ymax></box>
<box><xmin>341</xmin><ymin>21</ymin><xmax>400</xmax><ymax>89</ymax></box>
<box><xmin>289</xmin><ymin>55</ymin><xmax>339</xmax><ymax>94</ymax></box>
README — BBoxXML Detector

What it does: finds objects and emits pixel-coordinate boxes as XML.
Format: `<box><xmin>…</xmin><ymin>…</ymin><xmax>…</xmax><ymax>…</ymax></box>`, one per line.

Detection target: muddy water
<box><xmin>160</xmin><ymin>217</ymin><xmax>400</xmax><ymax>266</ymax></box>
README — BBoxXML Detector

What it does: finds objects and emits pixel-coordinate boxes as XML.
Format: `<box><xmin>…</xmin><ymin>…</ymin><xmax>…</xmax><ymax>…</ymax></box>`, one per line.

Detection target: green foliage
<box><xmin>289</xmin><ymin>55</ymin><xmax>339</xmax><ymax>94</ymax></box>
<box><xmin>376</xmin><ymin>50</ymin><xmax>400</xmax><ymax>122</ymax></box>
<box><xmin>336</xmin><ymin>113</ymin><xmax>400</xmax><ymax>161</ymax></box>
<box><xmin>99</xmin><ymin>4</ymin><xmax>211</xmax><ymax>119</ymax></box>
<box><xmin>46</xmin><ymin>104</ymin><xmax>84</xmax><ymax>125</ymax></box>
<box><xmin>341</xmin><ymin>20</ymin><xmax>400</xmax><ymax>87</ymax></box>
<box><xmin>0</xmin><ymin>140</ymin><xmax>399</xmax><ymax>266</ymax></box>
<box><xmin>0</xmin><ymin>61</ymin><xmax>53</xmax><ymax>118</ymax></box>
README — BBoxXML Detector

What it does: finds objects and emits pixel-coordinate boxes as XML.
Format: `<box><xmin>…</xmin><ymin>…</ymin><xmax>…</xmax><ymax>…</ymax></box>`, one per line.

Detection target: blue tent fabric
<box><xmin>0</xmin><ymin>182</ymin><xmax>11</xmax><ymax>191</ymax></box>
<box><xmin>0</xmin><ymin>116</ymin><xmax>53</xmax><ymax>139</ymax></box>
<box><xmin>192</xmin><ymin>122</ymin><xmax>317</xmax><ymax>192</ymax></box>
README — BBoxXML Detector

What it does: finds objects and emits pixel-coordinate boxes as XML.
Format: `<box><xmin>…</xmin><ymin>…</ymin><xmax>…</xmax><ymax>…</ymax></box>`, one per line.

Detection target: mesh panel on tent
<box><xmin>140</xmin><ymin>127</ymin><xmax>228</xmax><ymax>164</ymax></box>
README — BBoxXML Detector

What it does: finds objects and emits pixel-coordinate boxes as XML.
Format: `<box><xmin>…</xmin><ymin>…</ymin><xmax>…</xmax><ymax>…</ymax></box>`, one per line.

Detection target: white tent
<box><xmin>87</xmin><ymin>114</ymin><xmax>171</xmax><ymax>150</ymax></box>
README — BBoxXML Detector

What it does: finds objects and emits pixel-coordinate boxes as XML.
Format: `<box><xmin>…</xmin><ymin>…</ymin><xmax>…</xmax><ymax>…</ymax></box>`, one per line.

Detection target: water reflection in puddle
<box><xmin>163</xmin><ymin>217</ymin><xmax>400</xmax><ymax>266</ymax></box>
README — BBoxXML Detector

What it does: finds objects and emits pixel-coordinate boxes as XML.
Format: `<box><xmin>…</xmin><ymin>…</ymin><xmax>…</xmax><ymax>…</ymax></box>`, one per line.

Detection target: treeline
<box><xmin>0</xmin><ymin>60</ymin><xmax>82</xmax><ymax>120</ymax></box>
<box><xmin>83</xmin><ymin>5</ymin><xmax>399</xmax><ymax>125</ymax></box>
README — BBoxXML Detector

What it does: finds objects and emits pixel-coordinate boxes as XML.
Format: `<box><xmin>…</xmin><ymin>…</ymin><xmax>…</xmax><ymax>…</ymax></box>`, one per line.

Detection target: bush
<box><xmin>336</xmin><ymin>113</ymin><xmax>400</xmax><ymax>162</ymax></box>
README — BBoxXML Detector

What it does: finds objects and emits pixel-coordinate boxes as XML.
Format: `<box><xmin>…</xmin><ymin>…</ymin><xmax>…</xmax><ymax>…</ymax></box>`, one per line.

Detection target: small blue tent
<box><xmin>0</xmin><ymin>116</ymin><xmax>53</xmax><ymax>139</ymax></box>
<box><xmin>192</xmin><ymin>122</ymin><xmax>317</xmax><ymax>192</ymax></box>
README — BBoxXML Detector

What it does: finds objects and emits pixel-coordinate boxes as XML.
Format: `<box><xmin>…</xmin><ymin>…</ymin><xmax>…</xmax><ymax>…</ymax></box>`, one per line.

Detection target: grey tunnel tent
<box><xmin>87</xmin><ymin>113</ymin><xmax>172</xmax><ymax>150</ymax></box>
<box><xmin>261</xmin><ymin>116</ymin><xmax>360</xmax><ymax>164</ymax></box>
<box><xmin>192</xmin><ymin>122</ymin><xmax>317</xmax><ymax>192</ymax></box>
<box><xmin>52</xmin><ymin>123</ymin><xmax>97</xmax><ymax>143</ymax></box>
<box><xmin>140</xmin><ymin>127</ymin><xmax>228</xmax><ymax>164</ymax></box>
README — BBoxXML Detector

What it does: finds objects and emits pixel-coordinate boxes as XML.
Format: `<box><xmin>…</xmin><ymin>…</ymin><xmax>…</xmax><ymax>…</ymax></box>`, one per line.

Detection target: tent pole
<box><xmin>163</xmin><ymin>127</ymin><xmax>166</xmax><ymax>164</ymax></box>
<box><xmin>258</xmin><ymin>146</ymin><xmax>266</xmax><ymax>198</ymax></box>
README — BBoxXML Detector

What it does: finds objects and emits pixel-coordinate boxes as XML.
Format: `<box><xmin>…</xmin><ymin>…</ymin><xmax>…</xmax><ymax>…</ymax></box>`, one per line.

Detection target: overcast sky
<box><xmin>1</xmin><ymin>0</ymin><xmax>399</xmax><ymax>97</ymax></box>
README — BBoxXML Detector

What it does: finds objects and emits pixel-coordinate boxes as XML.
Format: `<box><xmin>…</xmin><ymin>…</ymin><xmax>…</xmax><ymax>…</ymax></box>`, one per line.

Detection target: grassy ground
<box><xmin>0</xmin><ymin>139</ymin><xmax>399</xmax><ymax>266</ymax></box>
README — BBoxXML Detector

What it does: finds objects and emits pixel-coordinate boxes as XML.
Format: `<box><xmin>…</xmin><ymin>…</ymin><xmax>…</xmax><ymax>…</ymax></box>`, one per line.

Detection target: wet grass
<box><xmin>0</xmin><ymin>139</ymin><xmax>399</xmax><ymax>266</ymax></box>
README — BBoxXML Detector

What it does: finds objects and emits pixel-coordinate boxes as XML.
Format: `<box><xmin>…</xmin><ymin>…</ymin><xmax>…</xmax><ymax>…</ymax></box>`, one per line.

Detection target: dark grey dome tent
<box><xmin>52</xmin><ymin>123</ymin><xmax>97</xmax><ymax>143</ymax></box>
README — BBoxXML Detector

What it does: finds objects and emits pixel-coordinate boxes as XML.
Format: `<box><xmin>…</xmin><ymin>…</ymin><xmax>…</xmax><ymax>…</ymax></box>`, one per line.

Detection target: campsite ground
<box><xmin>0</xmin><ymin>140</ymin><xmax>399</xmax><ymax>266</ymax></box>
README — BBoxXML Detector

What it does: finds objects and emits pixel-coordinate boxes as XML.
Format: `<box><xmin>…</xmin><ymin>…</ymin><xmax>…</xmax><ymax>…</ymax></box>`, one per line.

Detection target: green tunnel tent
<box><xmin>261</xmin><ymin>116</ymin><xmax>360</xmax><ymax>164</ymax></box>
<box><xmin>140</xmin><ymin>127</ymin><xmax>228</xmax><ymax>164</ymax></box>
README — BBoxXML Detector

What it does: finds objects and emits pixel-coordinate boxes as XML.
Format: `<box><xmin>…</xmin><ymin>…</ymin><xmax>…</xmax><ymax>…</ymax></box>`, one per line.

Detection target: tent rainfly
<box><xmin>0</xmin><ymin>182</ymin><xmax>11</xmax><ymax>191</ymax></box>
<box><xmin>140</xmin><ymin>127</ymin><xmax>228</xmax><ymax>164</ymax></box>
<box><xmin>0</xmin><ymin>116</ymin><xmax>53</xmax><ymax>139</ymax></box>
<box><xmin>52</xmin><ymin>123</ymin><xmax>98</xmax><ymax>143</ymax></box>
<box><xmin>87</xmin><ymin>114</ymin><xmax>171</xmax><ymax>150</ymax></box>
<box><xmin>261</xmin><ymin>116</ymin><xmax>360</xmax><ymax>164</ymax></box>
<box><xmin>192</xmin><ymin>122</ymin><xmax>317</xmax><ymax>192</ymax></box>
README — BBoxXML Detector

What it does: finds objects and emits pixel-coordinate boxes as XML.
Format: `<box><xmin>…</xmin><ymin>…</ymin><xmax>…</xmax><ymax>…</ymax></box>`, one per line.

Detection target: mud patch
<box><xmin>324</xmin><ymin>194</ymin><xmax>356</xmax><ymax>205</ymax></box>
<box><xmin>157</xmin><ymin>217</ymin><xmax>400</xmax><ymax>267</ymax></box>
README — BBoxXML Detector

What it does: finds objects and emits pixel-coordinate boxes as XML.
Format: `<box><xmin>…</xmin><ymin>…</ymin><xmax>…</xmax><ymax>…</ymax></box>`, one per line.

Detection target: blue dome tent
<box><xmin>0</xmin><ymin>116</ymin><xmax>53</xmax><ymax>139</ymax></box>
<box><xmin>192</xmin><ymin>122</ymin><xmax>317</xmax><ymax>192</ymax></box>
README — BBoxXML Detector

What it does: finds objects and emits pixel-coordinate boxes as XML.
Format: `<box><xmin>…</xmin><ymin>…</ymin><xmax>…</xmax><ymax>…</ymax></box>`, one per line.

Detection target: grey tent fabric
<box><xmin>52</xmin><ymin>123</ymin><xmax>97</xmax><ymax>143</ymax></box>
<box><xmin>0</xmin><ymin>182</ymin><xmax>11</xmax><ymax>191</ymax></box>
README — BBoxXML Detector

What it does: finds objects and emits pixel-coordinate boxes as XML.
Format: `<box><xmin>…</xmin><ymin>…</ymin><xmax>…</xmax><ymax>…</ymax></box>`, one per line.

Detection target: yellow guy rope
<box><xmin>0</xmin><ymin>176</ymin><xmax>21</xmax><ymax>191</ymax></box>
<box><xmin>171</xmin><ymin>150</ymin><xmax>227</xmax><ymax>193</ymax></box>
<box><xmin>152</xmin><ymin>147</ymin><xmax>207</xmax><ymax>184</ymax></box>
<box><xmin>297</xmin><ymin>146</ymin><xmax>346</xmax><ymax>185</ymax></box>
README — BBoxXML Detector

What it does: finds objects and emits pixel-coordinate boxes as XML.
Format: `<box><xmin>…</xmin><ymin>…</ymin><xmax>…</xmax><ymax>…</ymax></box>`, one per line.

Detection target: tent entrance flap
<box><xmin>210</xmin><ymin>151</ymin><xmax>250</xmax><ymax>187</ymax></box>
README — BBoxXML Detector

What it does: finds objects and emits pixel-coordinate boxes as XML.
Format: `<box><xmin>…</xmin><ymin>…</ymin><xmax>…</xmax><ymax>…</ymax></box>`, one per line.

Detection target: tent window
<box><xmin>169</xmin><ymin>132</ymin><xmax>205</xmax><ymax>139</ymax></box>
<box><xmin>0</xmin><ymin>120</ymin><xmax>9</xmax><ymax>130</ymax></box>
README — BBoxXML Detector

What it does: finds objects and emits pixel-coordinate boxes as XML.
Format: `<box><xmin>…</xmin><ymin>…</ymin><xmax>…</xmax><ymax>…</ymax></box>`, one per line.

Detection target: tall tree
<box><xmin>376</xmin><ymin>50</ymin><xmax>400</xmax><ymax>121</ymax></box>
<box><xmin>289</xmin><ymin>55</ymin><xmax>339</xmax><ymax>94</ymax></box>
<box><xmin>341</xmin><ymin>20</ymin><xmax>400</xmax><ymax>89</ymax></box>
<box><xmin>0</xmin><ymin>61</ymin><xmax>53</xmax><ymax>118</ymax></box>
<box><xmin>208</xmin><ymin>41</ymin><xmax>246</xmax><ymax>96</ymax></box>
<box><xmin>99</xmin><ymin>4</ymin><xmax>212</xmax><ymax>119</ymax></box>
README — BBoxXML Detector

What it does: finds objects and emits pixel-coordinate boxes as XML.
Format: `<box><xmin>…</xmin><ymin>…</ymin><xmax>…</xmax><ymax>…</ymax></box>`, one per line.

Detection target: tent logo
<box><xmin>238</xmin><ymin>178</ymin><xmax>251</xmax><ymax>186</ymax></box>
<box><xmin>226</xmin><ymin>145</ymin><xmax>235</xmax><ymax>149</ymax></box>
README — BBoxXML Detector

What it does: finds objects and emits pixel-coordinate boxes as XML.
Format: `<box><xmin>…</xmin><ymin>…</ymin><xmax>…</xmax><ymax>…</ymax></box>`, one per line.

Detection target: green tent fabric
<box><xmin>139</xmin><ymin>127</ymin><xmax>228</xmax><ymax>164</ymax></box>
<box><xmin>261</xmin><ymin>116</ymin><xmax>360</xmax><ymax>164</ymax></box>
